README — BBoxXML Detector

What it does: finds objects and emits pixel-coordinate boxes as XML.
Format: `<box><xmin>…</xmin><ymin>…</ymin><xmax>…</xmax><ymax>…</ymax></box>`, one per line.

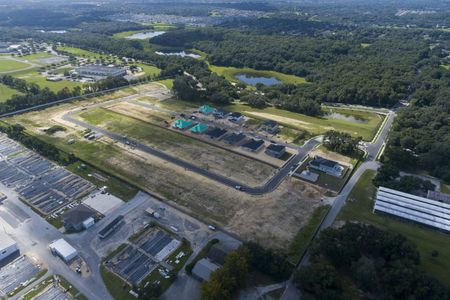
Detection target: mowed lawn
<box><xmin>209</xmin><ymin>65</ymin><xmax>308</xmax><ymax>85</ymax></box>
<box><xmin>225</xmin><ymin>103</ymin><xmax>384</xmax><ymax>141</ymax></box>
<box><xmin>0</xmin><ymin>83</ymin><xmax>22</xmax><ymax>102</ymax></box>
<box><xmin>0</xmin><ymin>57</ymin><xmax>31</xmax><ymax>72</ymax></box>
<box><xmin>337</xmin><ymin>170</ymin><xmax>450</xmax><ymax>287</ymax></box>
<box><xmin>78</xmin><ymin>107</ymin><xmax>275</xmax><ymax>186</ymax></box>
<box><xmin>17</xmin><ymin>71</ymin><xmax>82</xmax><ymax>92</ymax></box>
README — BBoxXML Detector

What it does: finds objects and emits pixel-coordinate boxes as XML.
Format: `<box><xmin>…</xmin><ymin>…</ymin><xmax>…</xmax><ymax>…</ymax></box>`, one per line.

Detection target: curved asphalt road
<box><xmin>62</xmin><ymin>112</ymin><xmax>319</xmax><ymax>195</ymax></box>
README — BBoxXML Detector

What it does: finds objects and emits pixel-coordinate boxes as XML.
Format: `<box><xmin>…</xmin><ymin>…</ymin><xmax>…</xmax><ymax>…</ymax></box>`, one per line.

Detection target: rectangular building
<box><xmin>75</xmin><ymin>65</ymin><xmax>126</xmax><ymax>78</ymax></box>
<box><xmin>0</xmin><ymin>233</ymin><xmax>19</xmax><ymax>264</ymax></box>
<box><xmin>374</xmin><ymin>186</ymin><xmax>450</xmax><ymax>233</ymax></box>
<box><xmin>49</xmin><ymin>239</ymin><xmax>77</xmax><ymax>262</ymax></box>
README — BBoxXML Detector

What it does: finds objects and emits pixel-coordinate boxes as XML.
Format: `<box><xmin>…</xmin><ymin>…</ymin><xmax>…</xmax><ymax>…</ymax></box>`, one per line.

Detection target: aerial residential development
<box><xmin>0</xmin><ymin>0</ymin><xmax>449</xmax><ymax>300</ymax></box>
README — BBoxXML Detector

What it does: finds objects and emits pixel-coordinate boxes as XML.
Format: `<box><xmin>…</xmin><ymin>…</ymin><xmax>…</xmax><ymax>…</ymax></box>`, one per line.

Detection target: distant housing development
<box><xmin>374</xmin><ymin>187</ymin><xmax>450</xmax><ymax>233</ymax></box>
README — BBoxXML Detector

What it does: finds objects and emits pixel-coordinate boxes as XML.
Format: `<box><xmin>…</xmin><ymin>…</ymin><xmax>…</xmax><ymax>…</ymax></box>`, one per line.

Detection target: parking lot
<box><xmin>35</xmin><ymin>284</ymin><xmax>72</xmax><ymax>300</ymax></box>
<box><xmin>105</xmin><ymin>225</ymin><xmax>181</xmax><ymax>285</ymax></box>
<box><xmin>0</xmin><ymin>255</ymin><xmax>41</xmax><ymax>297</ymax></box>
<box><xmin>0</xmin><ymin>134</ymin><xmax>95</xmax><ymax>215</ymax></box>
<box><xmin>105</xmin><ymin>245</ymin><xmax>157</xmax><ymax>285</ymax></box>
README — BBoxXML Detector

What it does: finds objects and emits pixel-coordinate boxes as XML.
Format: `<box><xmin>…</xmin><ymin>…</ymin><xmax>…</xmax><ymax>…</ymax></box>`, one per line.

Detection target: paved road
<box><xmin>281</xmin><ymin>111</ymin><xmax>396</xmax><ymax>300</ymax></box>
<box><xmin>0</xmin><ymin>186</ymin><xmax>113</xmax><ymax>300</ymax></box>
<box><xmin>62</xmin><ymin>112</ymin><xmax>319</xmax><ymax>195</ymax></box>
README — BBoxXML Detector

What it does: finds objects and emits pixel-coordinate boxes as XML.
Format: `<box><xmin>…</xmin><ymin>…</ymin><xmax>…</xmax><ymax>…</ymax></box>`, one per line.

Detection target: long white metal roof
<box><xmin>374</xmin><ymin>187</ymin><xmax>450</xmax><ymax>232</ymax></box>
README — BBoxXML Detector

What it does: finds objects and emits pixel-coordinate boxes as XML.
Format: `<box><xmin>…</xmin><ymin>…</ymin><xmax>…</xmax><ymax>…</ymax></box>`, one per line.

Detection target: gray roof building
<box><xmin>192</xmin><ymin>258</ymin><xmax>220</xmax><ymax>281</ymax></box>
<box><xmin>265</xmin><ymin>144</ymin><xmax>286</xmax><ymax>158</ymax></box>
<box><xmin>75</xmin><ymin>65</ymin><xmax>126</xmax><ymax>78</ymax></box>
<box><xmin>62</xmin><ymin>204</ymin><xmax>96</xmax><ymax>232</ymax></box>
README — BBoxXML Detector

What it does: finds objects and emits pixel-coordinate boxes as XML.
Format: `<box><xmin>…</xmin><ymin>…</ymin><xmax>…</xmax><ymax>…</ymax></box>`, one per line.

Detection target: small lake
<box><xmin>126</xmin><ymin>31</ymin><xmax>166</xmax><ymax>39</ymax></box>
<box><xmin>326</xmin><ymin>112</ymin><xmax>369</xmax><ymax>123</ymax></box>
<box><xmin>235</xmin><ymin>74</ymin><xmax>281</xmax><ymax>86</ymax></box>
<box><xmin>155</xmin><ymin>51</ymin><xmax>201</xmax><ymax>59</ymax></box>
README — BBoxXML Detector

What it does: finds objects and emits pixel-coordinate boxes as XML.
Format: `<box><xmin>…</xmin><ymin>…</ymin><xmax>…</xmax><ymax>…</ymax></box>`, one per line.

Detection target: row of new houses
<box><xmin>172</xmin><ymin>118</ymin><xmax>286</xmax><ymax>158</ymax></box>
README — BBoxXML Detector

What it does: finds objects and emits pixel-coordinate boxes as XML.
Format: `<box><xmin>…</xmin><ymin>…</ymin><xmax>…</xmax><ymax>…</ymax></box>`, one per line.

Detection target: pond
<box><xmin>325</xmin><ymin>112</ymin><xmax>369</xmax><ymax>123</ymax></box>
<box><xmin>235</xmin><ymin>74</ymin><xmax>281</xmax><ymax>86</ymax></box>
<box><xmin>155</xmin><ymin>51</ymin><xmax>201</xmax><ymax>59</ymax></box>
<box><xmin>126</xmin><ymin>31</ymin><xmax>166</xmax><ymax>39</ymax></box>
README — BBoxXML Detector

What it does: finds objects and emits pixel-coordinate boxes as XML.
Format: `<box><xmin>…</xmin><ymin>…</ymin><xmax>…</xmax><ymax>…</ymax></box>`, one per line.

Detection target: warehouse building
<box><xmin>374</xmin><ymin>186</ymin><xmax>450</xmax><ymax>233</ymax></box>
<box><xmin>49</xmin><ymin>239</ymin><xmax>78</xmax><ymax>263</ymax></box>
<box><xmin>0</xmin><ymin>233</ymin><xmax>19</xmax><ymax>265</ymax></box>
<box><xmin>75</xmin><ymin>65</ymin><xmax>126</xmax><ymax>78</ymax></box>
<box><xmin>62</xmin><ymin>204</ymin><xmax>96</xmax><ymax>232</ymax></box>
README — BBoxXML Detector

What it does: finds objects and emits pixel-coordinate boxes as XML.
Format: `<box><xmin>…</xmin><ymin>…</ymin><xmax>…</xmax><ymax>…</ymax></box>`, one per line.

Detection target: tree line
<box><xmin>295</xmin><ymin>223</ymin><xmax>450</xmax><ymax>300</ymax></box>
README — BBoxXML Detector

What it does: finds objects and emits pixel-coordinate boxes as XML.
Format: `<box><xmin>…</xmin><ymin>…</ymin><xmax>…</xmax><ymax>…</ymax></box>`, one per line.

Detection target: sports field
<box><xmin>225</xmin><ymin>103</ymin><xmax>384</xmax><ymax>141</ymax></box>
<box><xmin>77</xmin><ymin>106</ymin><xmax>275</xmax><ymax>187</ymax></box>
<box><xmin>0</xmin><ymin>83</ymin><xmax>22</xmax><ymax>102</ymax></box>
<box><xmin>0</xmin><ymin>57</ymin><xmax>31</xmax><ymax>72</ymax></box>
<box><xmin>209</xmin><ymin>65</ymin><xmax>308</xmax><ymax>85</ymax></box>
<box><xmin>337</xmin><ymin>170</ymin><xmax>450</xmax><ymax>287</ymax></box>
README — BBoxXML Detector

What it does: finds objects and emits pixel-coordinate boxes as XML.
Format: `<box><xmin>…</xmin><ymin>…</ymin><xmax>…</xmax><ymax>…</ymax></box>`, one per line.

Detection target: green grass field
<box><xmin>0</xmin><ymin>57</ymin><xmax>31</xmax><ymax>72</ymax></box>
<box><xmin>0</xmin><ymin>83</ymin><xmax>22</xmax><ymax>102</ymax></box>
<box><xmin>136</xmin><ymin>63</ymin><xmax>161</xmax><ymax>77</ymax></box>
<box><xmin>20</xmin><ymin>52</ymin><xmax>55</xmax><ymax>65</ymax></box>
<box><xmin>17</xmin><ymin>71</ymin><xmax>82</xmax><ymax>92</ymax></box>
<box><xmin>209</xmin><ymin>65</ymin><xmax>308</xmax><ymax>85</ymax></box>
<box><xmin>77</xmin><ymin>107</ymin><xmax>275</xmax><ymax>186</ymax></box>
<box><xmin>223</xmin><ymin>103</ymin><xmax>384</xmax><ymax>141</ymax></box>
<box><xmin>337</xmin><ymin>170</ymin><xmax>450</xmax><ymax>287</ymax></box>
<box><xmin>441</xmin><ymin>64</ymin><xmax>450</xmax><ymax>70</ymax></box>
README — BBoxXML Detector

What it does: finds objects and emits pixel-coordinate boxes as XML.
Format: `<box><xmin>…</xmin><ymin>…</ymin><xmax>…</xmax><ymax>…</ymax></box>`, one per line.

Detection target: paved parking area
<box><xmin>35</xmin><ymin>286</ymin><xmax>70</xmax><ymax>300</ymax></box>
<box><xmin>35</xmin><ymin>285</ymin><xmax>72</xmax><ymax>300</ymax></box>
<box><xmin>105</xmin><ymin>245</ymin><xmax>157</xmax><ymax>285</ymax></box>
<box><xmin>0</xmin><ymin>255</ymin><xmax>41</xmax><ymax>297</ymax></box>
<box><xmin>0</xmin><ymin>134</ymin><xmax>95</xmax><ymax>215</ymax></box>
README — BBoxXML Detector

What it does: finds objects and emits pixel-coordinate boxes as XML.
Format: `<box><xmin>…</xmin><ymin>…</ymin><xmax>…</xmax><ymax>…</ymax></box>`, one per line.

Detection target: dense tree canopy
<box><xmin>296</xmin><ymin>223</ymin><xmax>450</xmax><ymax>300</ymax></box>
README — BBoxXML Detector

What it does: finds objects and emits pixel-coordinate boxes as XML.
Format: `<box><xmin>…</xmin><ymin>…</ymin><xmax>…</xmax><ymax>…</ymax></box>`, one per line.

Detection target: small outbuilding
<box><xmin>62</xmin><ymin>204</ymin><xmax>96</xmax><ymax>232</ymax></box>
<box><xmin>265</xmin><ymin>144</ymin><xmax>286</xmax><ymax>158</ymax></box>
<box><xmin>49</xmin><ymin>239</ymin><xmax>78</xmax><ymax>263</ymax></box>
